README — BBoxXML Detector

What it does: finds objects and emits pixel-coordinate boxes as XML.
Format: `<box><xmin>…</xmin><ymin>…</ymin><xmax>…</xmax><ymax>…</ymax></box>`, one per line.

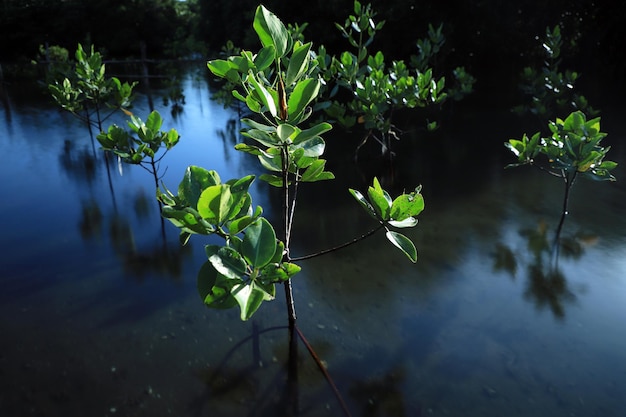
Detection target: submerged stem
<box><xmin>553</xmin><ymin>169</ymin><xmax>577</xmax><ymax>258</ymax></box>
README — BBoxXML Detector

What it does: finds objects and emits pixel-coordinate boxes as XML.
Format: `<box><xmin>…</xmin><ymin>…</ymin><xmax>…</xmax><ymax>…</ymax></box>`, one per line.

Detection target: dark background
<box><xmin>1</xmin><ymin>0</ymin><xmax>624</xmax><ymax>106</ymax></box>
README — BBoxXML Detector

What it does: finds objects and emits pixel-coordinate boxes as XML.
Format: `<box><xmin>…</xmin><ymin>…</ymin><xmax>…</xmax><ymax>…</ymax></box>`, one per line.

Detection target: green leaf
<box><xmin>292</xmin><ymin>122</ymin><xmax>332</xmax><ymax>144</ymax></box>
<box><xmin>161</xmin><ymin>206</ymin><xmax>215</xmax><ymax>235</ymax></box>
<box><xmin>293</xmin><ymin>136</ymin><xmax>325</xmax><ymax>157</ymax></box>
<box><xmin>253</xmin><ymin>5</ymin><xmax>290</xmax><ymax>58</ymax></box>
<box><xmin>287</xmin><ymin>78</ymin><xmax>321</xmax><ymax>121</ymax></box>
<box><xmin>178</xmin><ymin>166</ymin><xmax>220</xmax><ymax>207</ymax></box>
<box><xmin>286</xmin><ymin>42</ymin><xmax>312</xmax><ymax>86</ymax></box>
<box><xmin>387</xmin><ymin>217</ymin><xmax>418</xmax><ymax>228</ymax></box>
<box><xmin>254</xmin><ymin>45</ymin><xmax>276</xmax><ymax>71</ymax></box>
<box><xmin>197</xmin><ymin>184</ymin><xmax>232</xmax><ymax>224</ymax></box>
<box><xmin>390</xmin><ymin>192</ymin><xmax>424</xmax><ymax>221</ymax></box>
<box><xmin>259</xmin><ymin>174</ymin><xmax>284</xmax><ymax>187</ymax></box>
<box><xmin>301</xmin><ymin>159</ymin><xmax>334</xmax><ymax>182</ymax></box>
<box><xmin>247</xmin><ymin>71</ymin><xmax>277</xmax><ymax>118</ymax></box>
<box><xmin>243</xmin><ymin>128</ymin><xmax>280</xmax><ymax>147</ymax></box>
<box><xmin>242</xmin><ymin>218</ymin><xmax>277</xmax><ymax>268</ymax></box>
<box><xmin>232</xmin><ymin>282</ymin><xmax>268</xmax><ymax>320</ymax></box>
<box><xmin>367</xmin><ymin>178</ymin><xmax>391</xmax><ymax>220</ymax></box>
<box><xmin>385</xmin><ymin>230</ymin><xmax>418</xmax><ymax>262</ymax></box>
<box><xmin>197</xmin><ymin>258</ymin><xmax>237</xmax><ymax>309</ymax></box>
<box><xmin>208</xmin><ymin>246</ymin><xmax>247</xmax><ymax>279</ymax></box>
<box><xmin>349</xmin><ymin>188</ymin><xmax>378</xmax><ymax>219</ymax></box>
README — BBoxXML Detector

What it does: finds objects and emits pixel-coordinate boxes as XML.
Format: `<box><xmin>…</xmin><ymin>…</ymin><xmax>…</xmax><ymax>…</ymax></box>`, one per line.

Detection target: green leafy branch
<box><xmin>48</xmin><ymin>44</ymin><xmax>136</xmax><ymax>132</ymax></box>
<box><xmin>349</xmin><ymin>177</ymin><xmax>424</xmax><ymax>262</ymax></box>
<box><xmin>505</xmin><ymin>110</ymin><xmax>617</xmax><ymax>244</ymax></box>
<box><xmin>514</xmin><ymin>25</ymin><xmax>597</xmax><ymax>119</ymax></box>
<box><xmin>97</xmin><ymin>110</ymin><xmax>180</xmax><ymax>187</ymax></box>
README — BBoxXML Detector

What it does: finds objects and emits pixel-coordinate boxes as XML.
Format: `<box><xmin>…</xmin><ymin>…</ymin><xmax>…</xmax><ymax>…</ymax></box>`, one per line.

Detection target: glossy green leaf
<box><xmin>367</xmin><ymin>178</ymin><xmax>391</xmax><ymax>220</ymax></box>
<box><xmin>197</xmin><ymin>258</ymin><xmax>238</xmax><ymax>309</ymax></box>
<box><xmin>208</xmin><ymin>246</ymin><xmax>247</xmax><ymax>280</ymax></box>
<box><xmin>247</xmin><ymin>72</ymin><xmax>277</xmax><ymax>117</ymax></box>
<box><xmin>286</xmin><ymin>42</ymin><xmax>312</xmax><ymax>86</ymax></box>
<box><xmin>178</xmin><ymin>166</ymin><xmax>220</xmax><ymax>207</ymax></box>
<box><xmin>349</xmin><ymin>188</ymin><xmax>377</xmax><ymax>219</ymax></box>
<box><xmin>300</xmin><ymin>159</ymin><xmax>334</xmax><ymax>182</ymax></box>
<box><xmin>253</xmin><ymin>5</ymin><xmax>290</xmax><ymax>58</ymax></box>
<box><xmin>254</xmin><ymin>45</ymin><xmax>276</xmax><ymax>71</ymax></box>
<box><xmin>390</xmin><ymin>192</ymin><xmax>424</xmax><ymax>221</ymax></box>
<box><xmin>259</xmin><ymin>174</ymin><xmax>285</xmax><ymax>187</ymax></box>
<box><xmin>197</xmin><ymin>184</ymin><xmax>232</xmax><ymax>224</ymax></box>
<box><xmin>292</xmin><ymin>122</ymin><xmax>332</xmax><ymax>144</ymax></box>
<box><xmin>242</xmin><ymin>218</ymin><xmax>277</xmax><ymax>268</ymax></box>
<box><xmin>232</xmin><ymin>282</ymin><xmax>268</xmax><ymax>320</ymax></box>
<box><xmin>287</xmin><ymin>78</ymin><xmax>320</xmax><ymax>121</ymax></box>
<box><xmin>385</xmin><ymin>230</ymin><xmax>417</xmax><ymax>262</ymax></box>
<box><xmin>293</xmin><ymin>136</ymin><xmax>325</xmax><ymax>157</ymax></box>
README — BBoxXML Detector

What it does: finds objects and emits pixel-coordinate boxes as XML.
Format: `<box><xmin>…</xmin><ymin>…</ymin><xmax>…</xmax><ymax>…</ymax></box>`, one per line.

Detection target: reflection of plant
<box><xmin>514</xmin><ymin>25</ymin><xmax>597</xmax><ymax>119</ymax></box>
<box><xmin>47</xmin><ymin>44</ymin><xmax>136</xmax><ymax>132</ymax></box>
<box><xmin>505</xmin><ymin>111</ymin><xmax>617</xmax><ymax>243</ymax></box>
<box><xmin>493</xmin><ymin>222</ymin><xmax>588</xmax><ymax>319</ymax></box>
<box><xmin>97</xmin><ymin>110</ymin><xmax>180</xmax><ymax>188</ymax></box>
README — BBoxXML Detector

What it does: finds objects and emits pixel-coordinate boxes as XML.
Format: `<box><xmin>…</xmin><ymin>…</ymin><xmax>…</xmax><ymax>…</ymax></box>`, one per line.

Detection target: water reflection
<box><xmin>493</xmin><ymin>220</ymin><xmax>598</xmax><ymax>319</ymax></box>
<box><xmin>1</xmin><ymin>67</ymin><xmax>626</xmax><ymax>417</ymax></box>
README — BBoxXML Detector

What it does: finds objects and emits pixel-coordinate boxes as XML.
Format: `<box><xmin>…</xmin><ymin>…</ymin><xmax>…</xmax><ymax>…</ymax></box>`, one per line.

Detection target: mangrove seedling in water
<box><xmin>505</xmin><ymin>110</ymin><xmax>617</xmax><ymax>246</ymax></box>
<box><xmin>514</xmin><ymin>25</ymin><xmax>597</xmax><ymax>120</ymax></box>
<box><xmin>162</xmin><ymin>4</ymin><xmax>424</xmax><ymax>323</ymax></box>
<box><xmin>48</xmin><ymin>44</ymin><xmax>136</xmax><ymax>133</ymax></box>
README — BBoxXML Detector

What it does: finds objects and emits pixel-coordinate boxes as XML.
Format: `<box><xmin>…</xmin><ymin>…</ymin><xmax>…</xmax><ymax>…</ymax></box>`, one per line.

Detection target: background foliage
<box><xmin>1</xmin><ymin>0</ymin><xmax>624</xmax><ymax>103</ymax></box>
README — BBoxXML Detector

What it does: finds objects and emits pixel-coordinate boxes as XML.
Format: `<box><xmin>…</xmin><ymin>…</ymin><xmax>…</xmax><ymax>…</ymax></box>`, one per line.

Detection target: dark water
<box><xmin>1</xmin><ymin>69</ymin><xmax>625</xmax><ymax>417</ymax></box>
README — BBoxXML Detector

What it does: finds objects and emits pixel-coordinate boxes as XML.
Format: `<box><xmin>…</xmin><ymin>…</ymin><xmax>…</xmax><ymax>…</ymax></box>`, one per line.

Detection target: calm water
<box><xmin>1</xmin><ymin>68</ymin><xmax>625</xmax><ymax>417</ymax></box>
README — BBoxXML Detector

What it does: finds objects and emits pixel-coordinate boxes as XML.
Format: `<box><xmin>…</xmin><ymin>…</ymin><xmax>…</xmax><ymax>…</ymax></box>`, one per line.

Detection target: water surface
<box><xmin>1</xmin><ymin>69</ymin><xmax>625</xmax><ymax>417</ymax></box>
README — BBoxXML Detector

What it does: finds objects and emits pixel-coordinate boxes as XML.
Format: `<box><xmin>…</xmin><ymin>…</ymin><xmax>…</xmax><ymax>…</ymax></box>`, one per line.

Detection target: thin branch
<box><xmin>291</xmin><ymin>223</ymin><xmax>385</xmax><ymax>261</ymax></box>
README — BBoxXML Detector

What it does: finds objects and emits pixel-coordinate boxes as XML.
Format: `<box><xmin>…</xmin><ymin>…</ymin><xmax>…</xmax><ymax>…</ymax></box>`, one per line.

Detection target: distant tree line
<box><xmin>1</xmin><ymin>0</ymin><xmax>624</xmax><ymax>97</ymax></box>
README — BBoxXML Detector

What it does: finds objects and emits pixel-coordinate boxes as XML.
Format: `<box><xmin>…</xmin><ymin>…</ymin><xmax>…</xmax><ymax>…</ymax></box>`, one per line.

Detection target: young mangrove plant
<box><xmin>505</xmin><ymin>110</ymin><xmax>617</xmax><ymax>250</ymax></box>
<box><xmin>161</xmin><ymin>4</ymin><xmax>424</xmax><ymax>323</ymax></box>
<box><xmin>514</xmin><ymin>25</ymin><xmax>597</xmax><ymax>120</ymax></box>
<box><xmin>317</xmin><ymin>1</ymin><xmax>449</xmax><ymax>158</ymax></box>
<box><xmin>48</xmin><ymin>44</ymin><xmax>136</xmax><ymax>133</ymax></box>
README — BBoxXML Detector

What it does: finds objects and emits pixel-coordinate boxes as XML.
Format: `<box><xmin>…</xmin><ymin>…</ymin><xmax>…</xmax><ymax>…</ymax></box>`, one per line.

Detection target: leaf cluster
<box><xmin>159</xmin><ymin>166</ymin><xmax>300</xmax><ymax>320</ymax></box>
<box><xmin>349</xmin><ymin>178</ymin><xmax>424</xmax><ymax>262</ymax></box>
<box><xmin>97</xmin><ymin>110</ymin><xmax>180</xmax><ymax>166</ymax></box>
<box><xmin>506</xmin><ymin>110</ymin><xmax>617</xmax><ymax>181</ymax></box>
<box><xmin>47</xmin><ymin>44</ymin><xmax>136</xmax><ymax>129</ymax></box>
<box><xmin>315</xmin><ymin>1</ymin><xmax>473</xmax><ymax>156</ymax></box>
<box><xmin>514</xmin><ymin>25</ymin><xmax>597</xmax><ymax>119</ymax></box>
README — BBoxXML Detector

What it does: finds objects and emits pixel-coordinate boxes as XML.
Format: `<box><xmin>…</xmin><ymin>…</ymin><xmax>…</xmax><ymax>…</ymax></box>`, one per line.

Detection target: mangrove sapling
<box><xmin>514</xmin><ymin>25</ymin><xmax>597</xmax><ymax>121</ymax></box>
<box><xmin>159</xmin><ymin>5</ymin><xmax>425</xmax><ymax>414</ymax></box>
<box><xmin>316</xmin><ymin>1</ymin><xmax>474</xmax><ymax>159</ymax></box>
<box><xmin>505</xmin><ymin>110</ymin><xmax>617</xmax><ymax>255</ymax></box>
<box><xmin>48</xmin><ymin>44</ymin><xmax>136</xmax><ymax>135</ymax></box>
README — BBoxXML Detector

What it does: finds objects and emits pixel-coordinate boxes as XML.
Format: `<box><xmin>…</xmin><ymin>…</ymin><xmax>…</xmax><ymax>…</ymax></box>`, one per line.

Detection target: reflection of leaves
<box><xmin>495</xmin><ymin>221</ymin><xmax>588</xmax><ymax>319</ymax></box>
<box><xmin>59</xmin><ymin>140</ymin><xmax>97</xmax><ymax>185</ymax></box>
<box><xmin>121</xmin><ymin>243</ymin><xmax>193</xmax><ymax>281</ymax></box>
<box><xmin>492</xmin><ymin>243</ymin><xmax>517</xmax><ymax>277</ymax></box>
<box><xmin>78</xmin><ymin>199</ymin><xmax>103</xmax><ymax>240</ymax></box>
<box><xmin>524</xmin><ymin>264</ymin><xmax>575</xmax><ymax>319</ymax></box>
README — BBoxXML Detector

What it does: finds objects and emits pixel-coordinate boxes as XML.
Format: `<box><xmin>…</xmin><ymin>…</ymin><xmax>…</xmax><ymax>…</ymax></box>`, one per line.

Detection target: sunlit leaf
<box><xmin>385</xmin><ymin>230</ymin><xmax>417</xmax><ymax>262</ymax></box>
<box><xmin>242</xmin><ymin>218</ymin><xmax>277</xmax><ymax>268</ymax></box>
